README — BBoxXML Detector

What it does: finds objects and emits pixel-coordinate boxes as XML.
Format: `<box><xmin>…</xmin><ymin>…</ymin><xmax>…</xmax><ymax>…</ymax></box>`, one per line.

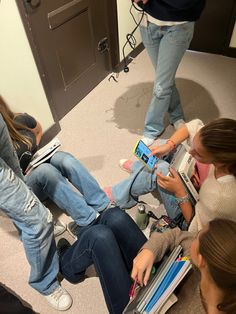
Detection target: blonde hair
<box><xmin>199</xmin><ymin>219</ymin><xmax>236</xmax><ymax>313</ymax></box>
<box><xmin>0</xmin><ymin>96</ymin><xmax>32</xmax><ymax>149</ymax></box>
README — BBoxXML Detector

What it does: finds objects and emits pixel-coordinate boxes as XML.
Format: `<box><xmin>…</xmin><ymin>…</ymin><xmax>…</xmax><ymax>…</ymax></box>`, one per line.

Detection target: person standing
<box><xmin>133</xmin><ymin>0</ymin><xmax>206</xmax><ymax>146</ymax></box>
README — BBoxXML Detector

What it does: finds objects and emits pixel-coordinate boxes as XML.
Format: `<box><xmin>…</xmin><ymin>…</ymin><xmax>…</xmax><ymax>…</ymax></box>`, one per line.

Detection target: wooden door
<box><xmin>190</xmin><ymin>0</ymin><xmax>236</xmax><ymax>57</ymax></box>
<box><xmin>17</xmin><ymin>0</ymin><xmax>113</xmax><ymax>119</ymax></box>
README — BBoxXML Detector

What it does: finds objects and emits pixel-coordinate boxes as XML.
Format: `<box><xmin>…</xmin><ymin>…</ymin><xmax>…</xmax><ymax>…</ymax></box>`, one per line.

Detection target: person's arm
<box><xmin>150</xmin><ymin>125</ymin><xmax>189</xmax><ymax>157</ymax></box>
<box><xmin>131</xmin><ymin>227</ymin><xmax>194</xmax><ymax>286</ymax></box>
<box><xmin>30</xmin><ymin>120</ymin><xmax>43</xmax><ymax>145</ymax></box>
<box><xmin>157</xmin><ymin>168</ymin><xmax>194</xmax><ymax>224</ymax></box>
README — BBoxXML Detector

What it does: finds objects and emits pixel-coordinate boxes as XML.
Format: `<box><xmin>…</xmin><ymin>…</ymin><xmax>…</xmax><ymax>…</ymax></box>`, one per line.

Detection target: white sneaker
<box><xmin>173</xmin><ymin>119</ymin><xmax>185</xmax><ymax>130</ymax></box>
<box><xmin>54</xmin><ymin>219</ymin><xmax>66</xmax><ymax>237</ymax></box>
<box><xmin>45</xmin><ymin>286</ymin><xmax>72</xmax><ymax>311</ymax></box>
<box><xmin>141</xmin><ymin>137</ymin><xmax>155</xmax><ymax>147</ymax></box>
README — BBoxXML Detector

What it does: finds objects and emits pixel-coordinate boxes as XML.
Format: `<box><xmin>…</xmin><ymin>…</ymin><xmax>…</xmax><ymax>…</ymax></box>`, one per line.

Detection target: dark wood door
<box><xmin>17</xmin><ymin>0</ymin><xmax>113</xmax><ymax>120</ymax></box>
<box><xmin>190</xmin><ymin>0</ymin><xmax>236</xmax><ymax>56</ymax></box>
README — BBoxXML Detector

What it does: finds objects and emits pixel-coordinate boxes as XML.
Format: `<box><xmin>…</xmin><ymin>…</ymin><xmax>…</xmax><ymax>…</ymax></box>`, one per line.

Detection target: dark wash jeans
<box><xmin>60</xmin><ymin>206</ymin><xmax>147</xmax><ymax>314</ymax></box>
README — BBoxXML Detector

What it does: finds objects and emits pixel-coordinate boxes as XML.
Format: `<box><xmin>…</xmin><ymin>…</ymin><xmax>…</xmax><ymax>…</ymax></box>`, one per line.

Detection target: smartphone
<box><xmin>133</xmin><ymin>140</ymin><xmax>158</xmax><ymax>171</ymax></box>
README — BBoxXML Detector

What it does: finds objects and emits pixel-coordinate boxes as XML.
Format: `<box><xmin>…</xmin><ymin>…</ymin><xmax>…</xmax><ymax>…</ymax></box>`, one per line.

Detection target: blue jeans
<box><xmin>0</xmin><ymin>114</ymin><xmax>59</xmax><ymax>295</ymax></box>
<box><xmin>112</xmin><ymin>158</ymin><xmax>187</xmax><ymax>229</ymax></box>
<box><xmin>59</xmin><ymin>206</ymin><xmax>147</xmax><ymax>314</ymax></box>
<box><xmin>25</xmin><ymin>151</ymin><xmax>110</xmax><ymax>226</ymax></box>
<box><xmin>140</xmin><ymin>22</ymin><xmax>195</xmax><ymax>139</ymax></box>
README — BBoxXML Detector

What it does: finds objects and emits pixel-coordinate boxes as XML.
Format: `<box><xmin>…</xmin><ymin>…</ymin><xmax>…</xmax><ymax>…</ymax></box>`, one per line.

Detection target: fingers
<box><xmin>143</xmin><ymin>265</ymin><xmax>152</xmax><ymax>286</ymax></box>
<box><xmin>169</xmin><ymin>167</ymin><xmax>178</xmax><ymax>178</ymax></box>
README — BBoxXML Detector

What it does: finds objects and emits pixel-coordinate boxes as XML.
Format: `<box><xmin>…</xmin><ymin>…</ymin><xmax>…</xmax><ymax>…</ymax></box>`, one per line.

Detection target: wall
<box><xmin>0</xmin><ymin>0</ymin><xmax>54</xmax><ymax>131</ymax></box>
<box><xmin>116</xmin><ymin>0</ymin><xmax>142</xmax><ymax>62</ymax></box>
<box><xmin>230</xmin><ymin>22</ymin><xmax>236</xmax><ymax>48</ymax></box>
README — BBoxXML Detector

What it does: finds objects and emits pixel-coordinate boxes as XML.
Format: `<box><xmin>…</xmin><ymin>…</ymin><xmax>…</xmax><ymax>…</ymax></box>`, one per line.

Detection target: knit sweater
<box><xmin>138</xmin><ymin>0</ymin><xmax>206</xmax><ymax>22</ymax></box>
<box><xmin>142</xmin><ymin>228</ymin><xmax>205</xmax><ymax>314</ymax></box>
<box><xmin>185</xmin><ymin>119</ymin><xmax>236</xmax><ymax>233</ymax></box>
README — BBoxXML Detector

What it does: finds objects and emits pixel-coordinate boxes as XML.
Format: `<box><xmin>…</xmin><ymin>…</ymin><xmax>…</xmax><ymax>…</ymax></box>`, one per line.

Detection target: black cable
<box><xmin>122</xmin><ymin>1</ymin><xmax>145</xmax><ymax>73</ymax></box>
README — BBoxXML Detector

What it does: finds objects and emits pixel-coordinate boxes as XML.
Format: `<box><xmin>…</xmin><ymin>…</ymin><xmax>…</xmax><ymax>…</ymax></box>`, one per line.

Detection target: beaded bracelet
<box><xmin>176</xmin><ymin>194</ymin><xmax>190</xmax><ymax>205</ymax></box>
<box><xmin>167</xmin><ymin>139</ymin><xmax>176</xmax><ymax>150</ymax></box>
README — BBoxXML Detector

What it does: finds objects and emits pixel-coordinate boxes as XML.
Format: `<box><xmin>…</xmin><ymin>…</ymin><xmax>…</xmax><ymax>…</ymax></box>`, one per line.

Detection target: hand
<box><xmin>157</xmin><ymin>168</ymin><xmax>186</xmax><ymax>196</ymax></box>
<box><xmin>131</xmin><ymin>249</ymin><xmax>155</xmax><ymax>287</ymax></box>
<box><xmin>149</xmin><ymin>143</ymin><xmax>172</xmax><ymax>158</ymax></box>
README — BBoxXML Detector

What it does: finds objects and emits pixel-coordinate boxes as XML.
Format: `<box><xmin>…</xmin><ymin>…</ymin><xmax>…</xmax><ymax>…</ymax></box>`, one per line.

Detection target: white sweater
<box><xmin>185</xmin><ymin>119</ymin><xmax>236</xmax><ymax>232</ymax></box>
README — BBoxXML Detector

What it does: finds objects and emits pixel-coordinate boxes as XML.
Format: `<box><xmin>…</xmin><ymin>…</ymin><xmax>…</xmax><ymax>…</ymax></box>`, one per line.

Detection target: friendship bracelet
<box><xmin>176</xmin><ymin>194</ymin><xmax>190</xmax><ymax>205</ymax></box>
<box><xmin>167</xmin><ymin>139</ymin><xmax>176</xmax><ymax>150</ymax></box>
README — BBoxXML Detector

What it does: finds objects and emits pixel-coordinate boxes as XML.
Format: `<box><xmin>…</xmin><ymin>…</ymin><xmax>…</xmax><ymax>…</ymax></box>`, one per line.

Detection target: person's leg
<box><xmin>99</xmin><ymin>206</ymin><xmax>147</xmax><ymax>270</ymax></box>
<box><xmin>50</xmin><ymin>151</ymin><xmax>109</xmax><ymax>212</ymax></box>
<box><xmin>139</xmin><ymin>23</ymin><xmax>162</xmax><ymax>139</ymax></box>
<box><xmin>165</xmin><ymin>22</ymin><xmax>195</xmax><ymax>124</ymax></box>
<box><xmin>60</xmin><ymin>224</ymin><xmax>133</xmax><ymax>314</ymax></box>
<box><xmin>26</xmin><ymin>162</ymin><xmax>97</xmax><ymax>226</ymax></box>
<box><xmin>0</xmin><ymin>158</ymin><xmax>59</xmax><ymax>295</ymax></box>
<box><xmin>142</xmin><ymin>22</ymin><xmax>194</xmax><ymax>139</ymax></box>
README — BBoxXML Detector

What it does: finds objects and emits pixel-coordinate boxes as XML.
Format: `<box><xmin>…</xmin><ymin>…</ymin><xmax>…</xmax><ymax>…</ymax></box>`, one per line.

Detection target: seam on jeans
<box><xmin>91</xmin><ymin>250</ymin><xmax>116</xmax><ymax>314</ymax></box>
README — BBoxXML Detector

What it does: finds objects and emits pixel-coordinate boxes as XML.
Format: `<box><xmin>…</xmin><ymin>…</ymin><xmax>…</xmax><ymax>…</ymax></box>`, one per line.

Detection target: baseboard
<box><xmin>113</xmin><ymin>43</ymin><xmax>145</xmax><ymax>73</ymax></box>
<box><xmin>39</xmin><ymin>121</ymin><xmax>61</xmax><ymax>148</ymax></box>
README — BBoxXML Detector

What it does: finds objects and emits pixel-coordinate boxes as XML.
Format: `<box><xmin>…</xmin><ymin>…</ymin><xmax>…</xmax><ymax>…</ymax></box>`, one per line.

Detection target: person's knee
<box><xmin>88</xmin><ymin>225</ymin><xmax>113</xmax><ymax>245</ymax></box>
<box><xmin>105</xmin><ymin>206</ymin><xmax>128</xmax><ymax>227</ymax></box>
<box><xmin>154</xmin><ymin>82</ymin><xmax>172</xmax><ymax>98</ymax></box>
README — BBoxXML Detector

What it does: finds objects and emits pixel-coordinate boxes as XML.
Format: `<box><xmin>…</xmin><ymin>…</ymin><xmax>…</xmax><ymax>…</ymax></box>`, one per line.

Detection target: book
<box><xmin>25</xmin><ymin>137</ymin><xmax>61</xmax><ymax>174</ymax></box>
<box><xmin>123</xmin><ymin>246</ymin><xmax>191</xmax><ymax>314</ymax></box>
<box><xmin>170</xmin><ymin>144</ymin><xmax>199</xmax><ymax>203</ymax></box>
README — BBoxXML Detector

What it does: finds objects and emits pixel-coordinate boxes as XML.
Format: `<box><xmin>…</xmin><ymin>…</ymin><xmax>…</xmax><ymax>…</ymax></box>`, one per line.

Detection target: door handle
<box><xmin>25</xmin><ymin>0</ymin><xmax>41</xmax><ymax>8</ymax></box>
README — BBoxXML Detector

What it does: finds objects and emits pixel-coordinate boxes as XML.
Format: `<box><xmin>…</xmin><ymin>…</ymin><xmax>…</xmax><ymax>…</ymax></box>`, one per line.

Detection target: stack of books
<box><xmin>123</xmin><ymin>245</ymin><xmax>192</xmax><ymax>314</ymax></box>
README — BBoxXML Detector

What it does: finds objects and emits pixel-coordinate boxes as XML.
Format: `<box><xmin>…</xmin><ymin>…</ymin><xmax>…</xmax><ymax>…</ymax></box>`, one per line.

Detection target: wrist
<box><xmin>166</xmin><ymin>139</ymin><xmax>176</xmax><ymax>150</ymax></box>
<box><xmin>175</xmin><ymin>194</ymin><xmax>190</xmax><ymax>205</ymax></box>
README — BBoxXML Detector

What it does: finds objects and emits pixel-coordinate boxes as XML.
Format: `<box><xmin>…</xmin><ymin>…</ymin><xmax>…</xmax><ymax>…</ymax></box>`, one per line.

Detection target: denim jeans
<box><xmin>25</xmin><ymin>151</ymin><xmax>110</xmax><ymax>226</ymax></box>
<box><xmin>140</xmin><ymin>21</ymin><xmax>195</xmax><ymax>139</ymax></box>
<box><xmin>59</xmin><ymin>206</ymin><xmax>147</xmax><ymax>314</ymax></box>
<box><xmin>0</xmin><ymin>114</ymin><xmax>59</xmax><ymax>295</ymax></box>
<box><xmin>112</xmin><ymin>157</ymin><xmax>187</xmax><ymax>229</ymax></box>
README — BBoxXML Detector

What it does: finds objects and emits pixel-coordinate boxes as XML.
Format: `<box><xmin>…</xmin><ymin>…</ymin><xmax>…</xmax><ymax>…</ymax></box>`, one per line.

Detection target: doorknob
<box><xmin>25</xmin><ymin>0</ymin><xmax>41</xmax><ymax>8</ymax></box>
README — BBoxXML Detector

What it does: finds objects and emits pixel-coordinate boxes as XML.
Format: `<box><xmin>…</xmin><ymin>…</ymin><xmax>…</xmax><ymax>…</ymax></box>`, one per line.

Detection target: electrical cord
<box><xmin>122</xmin><ymin>1</ymin><xmax>145</xmax><ymax>73</ymax></box>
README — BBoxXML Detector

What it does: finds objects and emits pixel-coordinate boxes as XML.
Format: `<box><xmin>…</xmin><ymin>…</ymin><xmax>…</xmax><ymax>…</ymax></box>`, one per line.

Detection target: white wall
<box><xmin>230</xmin><ymin>22</ymin><xmax>236</xmax><ymax>48</ymax></box>
<box><xmin>0</xmin><ymin>0</ymin><xmax>54</xmax><ymax>131</ymax></box>
<box><xmin>116</xmin><ymin>0</ymin><xmax>142</xmax><ymax>62</ymax></box>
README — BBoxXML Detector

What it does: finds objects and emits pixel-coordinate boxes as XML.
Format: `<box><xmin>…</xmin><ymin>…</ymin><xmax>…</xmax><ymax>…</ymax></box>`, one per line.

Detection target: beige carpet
<box><xmin>0</xmin><ymin>50</ymin><xmax>236</xmax><ymax>314</ymax></box>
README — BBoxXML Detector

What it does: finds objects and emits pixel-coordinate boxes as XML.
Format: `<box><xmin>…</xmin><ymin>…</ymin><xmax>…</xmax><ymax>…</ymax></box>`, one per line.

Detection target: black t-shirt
<box><xmin>14</xmin><ymin>113</ymin><xmax>38</xmax><ymax>172</ymax></box>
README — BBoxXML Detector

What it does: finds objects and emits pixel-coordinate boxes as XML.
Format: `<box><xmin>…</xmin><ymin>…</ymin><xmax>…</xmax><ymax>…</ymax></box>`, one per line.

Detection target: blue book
<box><xmin>144</xmin><ymin>260</ymin><xmax>186</xmax><ymax>313</ymax></box>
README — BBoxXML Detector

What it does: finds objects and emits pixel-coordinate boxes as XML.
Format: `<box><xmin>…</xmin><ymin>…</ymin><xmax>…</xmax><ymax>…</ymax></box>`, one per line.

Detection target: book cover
<box><xmin>25</xmin><ymin>137</ymin><xmax>61</xmax><ymax>174</ymax></box>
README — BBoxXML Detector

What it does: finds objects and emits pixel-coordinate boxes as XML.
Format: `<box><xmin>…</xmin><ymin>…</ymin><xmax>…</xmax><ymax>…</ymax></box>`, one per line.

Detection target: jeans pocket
<box><xmin>140</xmin><ymin>23</ymin><xmax>156</xmax><ymax>46</ymax></box>
<box><xmin>168</xmin><ymin>22</ymin><xmax>195</xmax><ymax>46</ymax></box>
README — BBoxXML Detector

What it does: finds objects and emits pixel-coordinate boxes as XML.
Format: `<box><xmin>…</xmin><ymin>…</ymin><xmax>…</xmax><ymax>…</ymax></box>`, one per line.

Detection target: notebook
<box><xmin>169</xmin><ymin>144</ymin><xmax>199</xmax><ymax>204</ymax></box>
<box><xmin>123</xmin><ymin>245</ymin><xmax>192</xmax><ymax>314</ymax></box>
<box><xmin>25</xmin><ymin>137</ymin><xmax>61</xmax><ymax>174</ymax></box>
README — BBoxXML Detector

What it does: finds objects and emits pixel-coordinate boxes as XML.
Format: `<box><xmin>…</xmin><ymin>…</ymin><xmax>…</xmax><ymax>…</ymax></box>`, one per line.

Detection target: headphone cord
<box><xmin>122</xmin><ymin>1</ymin><xmax>145</xmax><ymax>73</ymax></box>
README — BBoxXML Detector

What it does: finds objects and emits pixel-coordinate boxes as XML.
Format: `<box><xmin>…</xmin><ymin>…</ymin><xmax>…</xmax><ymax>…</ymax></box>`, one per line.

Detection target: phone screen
<box><xmin>133</xmin><ymin>140</ymin><xmax>158</xmax><ymax>170</ymax></box>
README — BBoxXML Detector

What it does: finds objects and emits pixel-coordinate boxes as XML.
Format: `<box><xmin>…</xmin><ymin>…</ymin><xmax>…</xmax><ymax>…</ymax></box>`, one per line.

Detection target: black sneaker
<box><xmin>57</xmin><ymin>238</ymin><xmax>71</xmax><ymax>258</ymax></box>
<box><xmin>67</xmin><ymin>221</ymin><xmax>80</xmax><ymax>239</ymax></box>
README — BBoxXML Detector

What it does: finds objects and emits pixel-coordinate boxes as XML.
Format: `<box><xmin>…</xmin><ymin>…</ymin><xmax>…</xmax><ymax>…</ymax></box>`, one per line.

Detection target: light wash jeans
<box><xmin>0</xmin><ymin>114</ymin><xmax>59</xmax><ymax>295</ymax></box>
<box><xmin>25</xmin><ymin>151</ymin><xmax>110</xmax><ymax>226</ymax></box>
<box><xmin>140</xmin><ymin>21</ymin><xmax>195</xmax><ymax>139</ymax></box>
<box><xmin>112</xmin><ymin>156</ymin><xmax>187</xmax><ymax>229</ymax></box>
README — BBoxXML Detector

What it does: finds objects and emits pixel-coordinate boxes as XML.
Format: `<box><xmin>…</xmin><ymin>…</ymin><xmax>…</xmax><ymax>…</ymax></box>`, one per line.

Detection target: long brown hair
<box><xmin>199</xmin><ymin>219</ymin><xmax>236</xmax><ymax>313</ymax></box>
<box><xmin>200</xmin><ymin>118</ymin><xmax>236</xmax><ymax>176</ymax></box>
<box><xmin>0</xmin><ymin>95</ymin><xmax>32</xmax><ymax>149</ymax></box>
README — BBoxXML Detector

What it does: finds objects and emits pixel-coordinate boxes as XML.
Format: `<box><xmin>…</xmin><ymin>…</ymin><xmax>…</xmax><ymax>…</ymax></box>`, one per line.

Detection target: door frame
<box><xmin>16</xmin><ymin>0</ymin><xmax>120</xmax><ymax>124</ymax></box>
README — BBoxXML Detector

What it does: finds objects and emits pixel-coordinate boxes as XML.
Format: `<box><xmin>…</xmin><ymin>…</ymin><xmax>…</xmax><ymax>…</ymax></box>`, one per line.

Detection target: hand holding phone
<box><xmin>133</xmin><ymin>140</ymin><xmax>158</xmax><ymax>171</ymax></box>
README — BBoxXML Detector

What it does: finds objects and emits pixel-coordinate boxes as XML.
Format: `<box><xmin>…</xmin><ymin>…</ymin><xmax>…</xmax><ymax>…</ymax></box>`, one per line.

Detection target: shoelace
<box><xmin>50</xmin><ymin>287</ymin><xmax>65</xmax><ymax>301</ymax></box>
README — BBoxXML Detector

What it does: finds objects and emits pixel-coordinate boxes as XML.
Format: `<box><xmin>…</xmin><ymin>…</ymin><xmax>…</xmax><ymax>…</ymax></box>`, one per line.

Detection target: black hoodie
<box><xmin>138</xmin><ymin>0</ymin><xmax>206</xmax><ymax>22</ymax></box>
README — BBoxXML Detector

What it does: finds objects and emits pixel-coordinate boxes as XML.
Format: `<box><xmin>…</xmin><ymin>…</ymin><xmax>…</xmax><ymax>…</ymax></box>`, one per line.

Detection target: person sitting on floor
<box><xmin>104</xmin><ymin>118</ymin><xmax>236</xmax><ymax>232</ymax></box>
<box><xmin>0</xmin><ymin>96</ymin><xmax>111</xmax><ymax>237</ymax></box>
<box><xmin>58</xmin><ymin>207</ymin><xmax>236</xmax><ymax>314</ymax></box>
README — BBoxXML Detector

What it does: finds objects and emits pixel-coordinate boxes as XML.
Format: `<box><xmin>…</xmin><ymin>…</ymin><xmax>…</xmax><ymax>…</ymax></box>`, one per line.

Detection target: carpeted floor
<box><xmin>0</xmin><ymin>50</ymin><xmax>236</xmax><ymax>314</ymax></box>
